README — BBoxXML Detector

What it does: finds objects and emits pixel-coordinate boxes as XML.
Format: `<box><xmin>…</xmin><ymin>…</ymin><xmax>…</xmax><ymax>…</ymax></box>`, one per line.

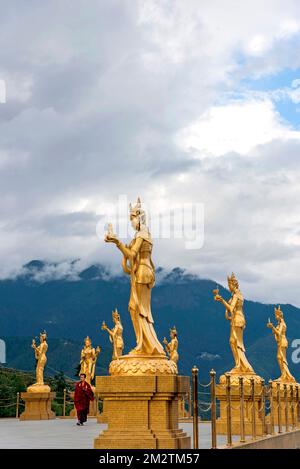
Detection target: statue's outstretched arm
<box><xmin>116</xmin><ymin>237</ymin><xmax>143</xmax><ymax>260</ymax></box>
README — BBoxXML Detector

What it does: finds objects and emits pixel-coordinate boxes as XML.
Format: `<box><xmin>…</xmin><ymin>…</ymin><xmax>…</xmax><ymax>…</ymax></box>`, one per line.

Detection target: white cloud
<box><xmin>178</xmin><ymin>99</ymin><xmax>300</xmax><ymax>156</ymax></box>
<box><xmin>0</xmin><ymin>0</ymin><xmax>300</xmax><ymax>307</ymax></box>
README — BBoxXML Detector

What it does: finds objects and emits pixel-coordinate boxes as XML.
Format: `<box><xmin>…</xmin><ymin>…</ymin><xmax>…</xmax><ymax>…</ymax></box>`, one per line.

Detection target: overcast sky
<box><xmin>1</xmin><ymin>0</ymin><xmax>300</xmax><ymax>305</ymax></box>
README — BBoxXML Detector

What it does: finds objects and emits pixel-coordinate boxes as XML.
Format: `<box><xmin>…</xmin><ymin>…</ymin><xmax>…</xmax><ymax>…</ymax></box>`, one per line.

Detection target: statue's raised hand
<box><xmin>214</xmin><ymin>294</ymin><xmax>222</xmax><ymax>302</ymax></box>
<box><xmin>104</xmin><ymin>234</ymin><xmax>119</xmax><ymax>244</ymax></box>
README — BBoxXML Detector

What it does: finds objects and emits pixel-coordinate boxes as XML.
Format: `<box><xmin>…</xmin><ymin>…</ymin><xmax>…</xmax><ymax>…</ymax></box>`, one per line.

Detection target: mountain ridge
<box><xmin>0</xmin><ymin>259</ymin><xmax>299</xmax><ymax>381</ymax></box>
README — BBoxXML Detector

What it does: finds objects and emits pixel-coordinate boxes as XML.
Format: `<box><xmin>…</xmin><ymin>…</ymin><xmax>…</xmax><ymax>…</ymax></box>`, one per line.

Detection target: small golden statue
<box><xmin>267</xmin><ymin>306</ymin><xmax>296</xmax><ymax>383</ymax></box>
<box><xmin>104</xmin><ymin>197</ymin><xmax>176</xmax><ymax>375</ymax></box>
<box><xmin>163</xmin><ymin>326</ymin><xmax>179</xmax><ymax>364</ymax></box>
<box><xmin>27</xmin><ymin>330</ymin><xmax>50</xmax><ymax>392</ymax></box>
<box><xmin>79</xmin><ymin>336</ymin><xmax>101</xmax><ymax>385</ymax></box>
<box><xmin>102</xmin><ymin>309</ymin><xmax>124</xmax><ymax>360</ymax></box>
<box><xmin>213</xmin><ymin>274</ymin><xmax>255</xmax><ymax>379</ymax></box>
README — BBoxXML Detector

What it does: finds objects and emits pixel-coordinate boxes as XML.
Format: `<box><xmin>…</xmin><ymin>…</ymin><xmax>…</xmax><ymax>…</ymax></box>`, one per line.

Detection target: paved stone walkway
<box><xmin>0</xmin><ymin>418</ymin><xmax>234</xmax><ymax>449</ymax></box>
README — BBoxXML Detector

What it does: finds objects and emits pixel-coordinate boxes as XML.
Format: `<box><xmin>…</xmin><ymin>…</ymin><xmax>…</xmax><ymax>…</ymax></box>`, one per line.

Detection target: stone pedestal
<box><xmin>20</xmin><ymin>392</ymin><xmax>56</xmax><ymax>421</ymax></box>
<box><xmin>94</xmin><ymin>375</ymin><xmax>191</xmax><ymax>449</ymax></box>
<box><xmin>267</xmin><ymin>383</ymin><xmax>298</xmax><ymax>427</ymax></box>
<box><xmin>216</xmin><ymin>380</ymin><xmax>264</xmax><ymax>436</ymax></box>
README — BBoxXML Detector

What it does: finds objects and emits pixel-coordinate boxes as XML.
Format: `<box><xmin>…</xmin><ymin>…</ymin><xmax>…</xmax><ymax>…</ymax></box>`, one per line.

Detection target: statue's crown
<box><xmin>84</xmin><ymin>335</ymin><xmax>91</xmax><ymax>342</ymax></box>
<box><xmin>40</xmin><ymin>330</ymin><xmax>47</xmax><ymax>336</ymax></box>
<box><xmin>170</xmin><ymin>325</ymin><xmax>177</xmax><ymax>335</ymax></box>
<box><xmin>227</xmin><ymin>272</ymin><xmax>239</xmax><ymax>288</ymax></box>
<box><xmin>275</xmin><ymin>305</ymin><xmax>283</xmax><ymax>317</ymax></box>
<box><xmin>112</xmin><ymin>308</ymin><xmax>120</xmax><ymax>320</ymax></box>
<box><xmin>129</xmin><ymin>197</ymin><xmax>143</xmax><ymax>216</ymax></box>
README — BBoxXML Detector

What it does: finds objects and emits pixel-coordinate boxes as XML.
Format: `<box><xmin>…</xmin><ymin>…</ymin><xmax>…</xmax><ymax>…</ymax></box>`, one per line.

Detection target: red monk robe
<box><xmin>74</xmin><ymin>377</ymin><xmax>94</xmax><ymax>425</ymax></box>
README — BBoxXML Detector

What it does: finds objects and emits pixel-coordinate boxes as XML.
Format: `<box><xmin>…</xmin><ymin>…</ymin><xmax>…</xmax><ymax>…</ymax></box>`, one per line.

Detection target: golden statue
<box><xmin>79</xmin><ymin>336</ymin><xmax>101</xmax><ymax>384</ymax></box>
<box><xmin>102</xmin><ymin>309</ymin><xmax>124</xmax><ymax>360</ymax></box>
<box><xmin>104</xmin><ymin>197</ymin><xmax>176</xmax><ymax>375</ymax></box>
<box><xmin>213</xmin><ymin>274</ymin><xmax>256</xmax><ymax>381</ymax></box>
<box><xmin>27</xmin><ymin>330</ymin><xmax>50</xmax><ymax>392</ymax></box>
<box><xmin>163</xmin><ymin>326</ymin><xmax>179</xmax><ymax>364</ymax></box>
<box><xmin>267</xmin><ymin>305</ymin><xmax>296</xmax><ymax>383</ymax></box>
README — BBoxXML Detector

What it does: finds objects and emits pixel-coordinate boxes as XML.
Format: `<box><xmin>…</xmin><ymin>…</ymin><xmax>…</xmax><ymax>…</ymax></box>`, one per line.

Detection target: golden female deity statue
<box><xmin>102</xmin><ymin>309</ymin><xmax>124</xmax><ymax>360</ymax></box>
<box><xmin>79</xmin><ymin>336</ymin><xmax>101</xmax><ymax>385</ymax></box>
<box><xmin>163</xmin><ymin>326</ymin><xmax>179</xmax><ymax>364</ymax></box>
<box><xmin>27</xmin><ymin>331</ymin><xmax>50</xmax><ymax>392</ymax></box>
<box><xmin>213</xmin><ymin>273</ymin><xmax>258</xmax><ymax>383</ymax></box>
<box><xmin>104</xmin><ymin>197</ymin><xmax>176</xmax><ymax>375</ymax></box>
<box><xmin>267</xmin><ymin>306</ymin><xmax>296</xmax><ymax>383</ymax></box>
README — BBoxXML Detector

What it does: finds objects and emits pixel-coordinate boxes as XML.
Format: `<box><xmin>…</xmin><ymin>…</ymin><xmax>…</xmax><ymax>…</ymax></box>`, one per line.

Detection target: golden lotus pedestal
<box><xmin>20</xmin><ymin>390</ymin><xmax>56</xmax><ymax>421</ymax></box>
<box><xmin>216</xmin><ymin>374</ymin><xmax>264</xmax><ymax>436</ymax></box>
<box><xmin>93</xmin><ymin>356</ymin><xmax>191</xmax><ymax>449</ymax></box>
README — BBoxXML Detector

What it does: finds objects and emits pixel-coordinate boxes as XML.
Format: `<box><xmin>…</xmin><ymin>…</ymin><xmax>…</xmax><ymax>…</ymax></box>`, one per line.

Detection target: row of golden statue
<box><xmin>19</xmin><ymin>198</ymin><xmax>299</xmax><ymax>448</ymax></box>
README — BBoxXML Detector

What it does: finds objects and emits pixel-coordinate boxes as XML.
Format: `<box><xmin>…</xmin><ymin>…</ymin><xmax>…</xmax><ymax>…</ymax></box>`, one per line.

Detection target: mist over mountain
<box><xmin>1</xmin><ymin>260</ymin><xmax>300</xmax><ymax>381</ymax></box>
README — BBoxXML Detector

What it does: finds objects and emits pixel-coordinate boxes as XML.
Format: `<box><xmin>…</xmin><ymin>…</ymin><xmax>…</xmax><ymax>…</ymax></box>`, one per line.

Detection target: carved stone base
<box><xmin>94</xmin><ymin>375</ymin><xmax>191</xmax><ymax>449</ymax></box>
<box><xmin>266</xmin><ymin>381</ymin><xmax>298</xmax><ymax>426</ymax></box>
<box><xmin>216</xmin><ymin>380</ymin><xmax>264</xmax><ymax>435</ymax></box>
<box><xmin>219</xmin><ymin>371</ymin><xmax>262</xmax><ymax>386</ymax></box>
<box><xmin>26</xmin><ymin>384</ymin><xmax>51</xmax><ymax>393</ymax></box>
<box><xmin>20</xmin><ymin>392</ymin><xmax>56</xmax><ymax>420</ymax></box>
<box><xmin>109</xmin><ymin>354</ymin><xmax>178</xmax><ymax>376</ymax></box>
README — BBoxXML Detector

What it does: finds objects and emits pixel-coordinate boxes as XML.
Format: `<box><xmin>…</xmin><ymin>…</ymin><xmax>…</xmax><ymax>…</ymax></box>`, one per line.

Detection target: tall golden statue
<box><xmin>104</xmin><ymin>197</ymin><xmax>176</xmax><ymax>375</ymax></box>
<box><xmin>27</xmin><ymin>330</ymin><xmax>50</xmax><ymax>392</ymax></box>
<box><xmin>163</xmin><ymin>326</ymin><xmax>179</xmax><ymax>364</ymax></box>
<box><xmin>79</xmin><ymin>336</ymin><xmax>101</xmax><ymax>385</ymax></box>
<box><xmin>102</xmin><ymin>309</ymin><xmax>124</xmax><ymax>360</ymax></box>
<box><xmin>267</xmin><ymin>305</ymin><xmax>296</xmax><ymax>383</ymax></box>
<box><xmin>213</xmin><ymin>274</ymin><xmax>257</xmax><ymax>382</ymax></box>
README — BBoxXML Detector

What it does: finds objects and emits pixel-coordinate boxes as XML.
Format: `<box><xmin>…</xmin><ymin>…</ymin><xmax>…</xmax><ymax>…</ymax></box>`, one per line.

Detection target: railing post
<box><xmin>192</xmin><ymin>366</ymin><xmax>199</xmax><ymax>449</ymax></box>
<box><xmin>261</xmin><ymin>379</ymin><xmax>266</xmax><ymax>436</ymax></box>
<box><xmin>284</xmin><ymin>384</ymin><xmax>289</xmax><ymax>432</ymax></box>
<box><xmin>251</xmin><ymin>377</ymin><xmax>256</xmax><ymax>440</ymax></box>
<box><xmin>210</xmin><ymin>369</ymin><xmax>217</xmax><ymax>449</ymax></box>
<box><xmin>277</xmin><ymin>382</ymin><xmax>282</xmax><ymax>433</ymax></box>
<box><xmin>225</xmin><ymin>373</ymin><xmax>232</xmax><ymax>447</ymax></box>
<box><xmin>290</xmin><ymin>385</ymin><xmax>295</xmax><ymax>430</ymax></box>
<box><xmin>239</xmin><ymin>376</ymin><xmax>245</xmax><ymax>443</ymax></box>
<box><xmin>63</xmin><ymin>388</ymin><xmax>66</xmax><ymax>418</ymax></box>
<box><xmin>16</xmin><ymin>392</ymin><xmax>20</xmax><ymax>419</ymax></box>
<box><xmin>269</xmin><ymin>380</ymin><xmax>275</xmax><ymax>435</ymax></box>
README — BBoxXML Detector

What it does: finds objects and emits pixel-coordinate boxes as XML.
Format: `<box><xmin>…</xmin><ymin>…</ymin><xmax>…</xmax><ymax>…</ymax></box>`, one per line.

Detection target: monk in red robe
<box><xmin>74</xmin><ymin>373</ymin><xmax>94</xmax><ymax>426</ymax></box>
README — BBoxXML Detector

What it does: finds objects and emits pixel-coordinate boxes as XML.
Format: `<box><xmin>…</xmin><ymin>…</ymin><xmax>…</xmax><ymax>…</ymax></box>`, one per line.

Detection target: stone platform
<box><xmin>94</xmin><ymin>374</ymin><xmax>191</xmax><ymax>449</ymax></box>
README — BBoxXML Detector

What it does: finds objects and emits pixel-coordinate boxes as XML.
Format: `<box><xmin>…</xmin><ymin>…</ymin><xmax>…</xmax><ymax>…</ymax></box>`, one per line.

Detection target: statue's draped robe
<box><xmin>124</xmin><ymin>229</ymin><xmax>165</xmax><ymax>356</ymax></box>
<box><xmin>274</xmin><ymin>320</ymin><xmax>295</xmax><ymax>381</ymax></box>
<box><xmin>109</xmin><ymin>322</ymin><xmax>124</xmax><ymax>359</ymax></box>
<box><xmin>35</xmin><ymin>342</ymin><xmax>47</xmax><ymax>385</ymax></box>
<box><xmin>228</xmin><ymin>293</ymin><xmax>254</xmax><ymax>373</ymax></box>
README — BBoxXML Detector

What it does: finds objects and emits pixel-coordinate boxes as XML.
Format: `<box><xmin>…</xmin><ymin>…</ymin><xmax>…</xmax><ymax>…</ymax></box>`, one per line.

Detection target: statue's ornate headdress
<box><xmin>112</xmin><ymin>308</ymin><xmax>120</xmax><ymax>321</ymax></box>
<box><xmin>40</xmin><ymin>330</ymin><xmax>47</xmax><ymax>337</ymax></box>
<box><xmin>84</xmin><ymin>335</ymin><xmax>91</xmax><ymax>344</ymax></box>
<box><xmin>170</xmin><ymin>325</ymin><xmax>177</xmax><ymax>336</ymax></box>
<box><xmin>227</xmin><ymin>272</ymin><xmax>239</xmax><ymax>289</ymax></box>
<box><xmin>274</xmin><ymin>305</ymin><xmax>283</xmax><ymax>318</ymax></box>
<box><xmin>129</xmin><ymin>197</ymin><xmax>146</xmax><ymax>227</ymax></box>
